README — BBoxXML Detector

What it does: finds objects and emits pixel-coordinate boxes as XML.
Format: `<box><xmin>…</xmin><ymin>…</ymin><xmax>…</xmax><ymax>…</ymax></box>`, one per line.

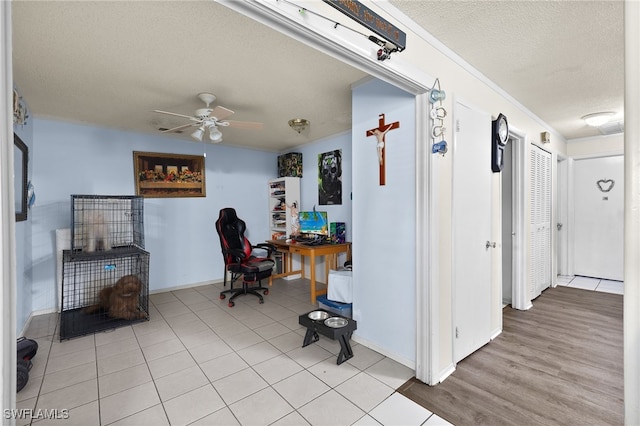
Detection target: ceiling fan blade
<box><xmin>210</xmin><ymin>106</ymin><xmax>234</xmax><ymax>121</ymax></box>
<box><xmin>224</xmin><ymin>120</ymin><xmax>264</xmax><ymax>130</ymax></box>
<box><xmin>160</xmin><ymin>122</ymin><xmax>197</xmax><ymax>133</ymax></box>
<box><xmin>153</xmin><ymin>110</ymin><xmax>195</xmax><ymax>120</ymax></box>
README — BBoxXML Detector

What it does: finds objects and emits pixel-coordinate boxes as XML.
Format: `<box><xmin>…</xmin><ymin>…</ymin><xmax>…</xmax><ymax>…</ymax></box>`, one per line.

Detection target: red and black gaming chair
<box><xmin>215</xmin><ymin>208</ymin><xmax>276</xmax><ymax>307</ymax></box>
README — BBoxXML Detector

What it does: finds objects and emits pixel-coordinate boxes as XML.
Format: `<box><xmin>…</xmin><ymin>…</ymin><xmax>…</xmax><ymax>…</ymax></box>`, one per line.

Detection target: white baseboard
<box><xmin>437</xmin><ymin>363</ymin><xmax>456</xmax><ymax>383</ymax></box>
<box><xmin>20</xmin><ymin>308</ymin><xmax>58</xmax><ymax>337</ymax></box>
<box><xmin>149</xmin><ymin>279</ymin><xmax>222</xmax><ymax>294</ymax></box>
<box><xmin>490</xmin><ymin>328</ymin><xmax>503</xmax><ymax>340</ymax></box>
<box><xmin>351</xmin><ymin>334</ymin><xmax>416</xmax><ymax>371</ymax></box>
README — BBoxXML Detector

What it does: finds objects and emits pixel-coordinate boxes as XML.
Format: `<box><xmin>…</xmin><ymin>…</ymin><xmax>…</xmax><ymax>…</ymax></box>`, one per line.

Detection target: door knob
<box><xmin>486</xmin><ymin>241</ymin><xmax>496</xmax><ymax>250</ymax></box>
<box><xmin>557</xmin><ymin>223</ymin><xmax>563</xmax><ymax>231</ymax></box>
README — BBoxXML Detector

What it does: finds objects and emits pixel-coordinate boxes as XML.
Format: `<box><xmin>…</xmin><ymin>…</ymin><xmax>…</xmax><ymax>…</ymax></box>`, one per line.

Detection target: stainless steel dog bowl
<box><xmin>308</xmin><ymin>310</ymin><xmax>330</xmax><ymax>321</ymax></box>
<box><xmin>324</xmin><ymin>317</ymin><xmax>348</xmax><ymax>328</ymax></box>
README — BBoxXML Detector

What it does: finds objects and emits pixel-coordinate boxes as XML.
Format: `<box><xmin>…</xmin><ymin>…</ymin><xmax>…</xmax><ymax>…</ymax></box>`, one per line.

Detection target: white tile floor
<box><xmin>17</xmin><ymin>278</ymin><xmax>451</xmax><ymax>426</ymax></box>
<box><xmin>556</xmin><ymin>275</ymin><xmax>624</xmax><ymax>294</ymax></box>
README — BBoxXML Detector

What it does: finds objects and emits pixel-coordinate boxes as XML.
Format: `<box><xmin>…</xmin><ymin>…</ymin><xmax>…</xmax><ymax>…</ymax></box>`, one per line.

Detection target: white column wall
<box><xmin>624</xmin><ymin>0</ymin><xmax>640</xmax><ymax>423</ymax></box>
<box><xmin>1</xmin><ymin>0</ymin><xmax>17</xmax><ymax>418</ymax></box>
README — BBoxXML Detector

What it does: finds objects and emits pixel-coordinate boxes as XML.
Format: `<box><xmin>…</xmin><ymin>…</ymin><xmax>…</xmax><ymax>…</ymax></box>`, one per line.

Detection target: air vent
<box><xmin>598</xmin><ymin>121</ymin><xmax>624</xmax><ymax>136</ymax></box>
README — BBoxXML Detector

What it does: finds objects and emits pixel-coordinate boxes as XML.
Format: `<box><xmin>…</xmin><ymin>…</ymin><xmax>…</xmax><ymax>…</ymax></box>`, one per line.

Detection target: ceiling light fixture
<box><xmin>191</xmin><ymin>126</ymin><xmax>205</xmax><ymax>141</ymax></box>
<box><xmin>208</xmin><ymin>125</ymin><xmax>223</xmax><ymax>143</ymax></box>
<box><xmin>582</xmin><ymin>112</ymin><xmax>615</xmax><ymax>127</ymax></box>
<box><xmin>190</xmin><ymin>124</ymin><xmax>224</xmax><ymax>143</ymax></box>
<box><xmin>288</xmin><ymin>118</ymin><xmax>310</xmax><ymax>134</ymax></box>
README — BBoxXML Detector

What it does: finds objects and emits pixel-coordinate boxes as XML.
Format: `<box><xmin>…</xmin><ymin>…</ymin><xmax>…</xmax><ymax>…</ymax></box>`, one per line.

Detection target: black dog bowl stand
<box><xmin>298</xmin><ymin>310</ymin><xmax>357</xmax><ymax>365</ymax></box>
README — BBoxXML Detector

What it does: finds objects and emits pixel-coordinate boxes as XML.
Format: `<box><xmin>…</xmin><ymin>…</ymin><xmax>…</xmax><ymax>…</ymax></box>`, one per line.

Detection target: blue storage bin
<box><xmin>317</xmin><ymin>295</ymin><xmax>352</xmax><ymax>318</ymax></box>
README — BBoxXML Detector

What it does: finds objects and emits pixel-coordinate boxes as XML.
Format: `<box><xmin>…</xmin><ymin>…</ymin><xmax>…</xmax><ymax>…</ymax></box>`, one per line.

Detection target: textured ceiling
<box><xmin>12</xmin><ymin>1</ymin><xmax>624</xmax><ymax>152</ymax></box>
<box><xmin>12</xmin><ymin>1</ymin><xmax>367</xmax><ymax>151</ymax></box>
<box><xmin>389</xmin><ymin>0</ymin><xmax>624</xmax><ymax>140</ymax></box>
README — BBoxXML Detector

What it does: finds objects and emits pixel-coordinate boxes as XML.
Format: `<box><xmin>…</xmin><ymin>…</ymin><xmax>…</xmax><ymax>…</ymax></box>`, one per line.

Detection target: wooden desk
<box><xmin>267</xmin><ymin>240</ymin><xmax>351</xmax><ymax>304</ymax></box>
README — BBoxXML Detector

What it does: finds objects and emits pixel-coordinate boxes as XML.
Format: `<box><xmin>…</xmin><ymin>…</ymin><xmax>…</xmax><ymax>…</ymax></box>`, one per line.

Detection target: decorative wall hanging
<box><xmin>278</xmin><ymin>152</ymin><xmax>303</xmax><ymax>177</ymax></box>
<box><xmin>318</xmin><ymin>149</ymin><xmax>342</xmax><ymax>205</ymax></box>
<box><xmin>133</xmin><ymin>151</ymin><xmax>205</xmax><ymax>198</ymax></box>
<box><xmin>366</xmin><ymin>114</ymin><xmax>400</xmax><ymax>186</ymax></box>
<box><xmin>13</xmin><ymin>88</ymin><xmax>29</xmax><ymax>127</ymax></box>
<box><xmin>597</xmin><ymin>179</ymin><xmax>615</xmax><ymax>193</ymax></box>
<box><xmin>429</xmin><ymin>78</ymin><xmax>448</xmax><ymax>155</ymax></box>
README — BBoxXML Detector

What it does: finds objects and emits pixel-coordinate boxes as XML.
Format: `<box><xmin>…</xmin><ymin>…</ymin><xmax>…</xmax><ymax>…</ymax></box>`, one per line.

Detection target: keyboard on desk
<box><xmin>293</xmin><ymin>235</ymin><xmax>329</xmax><ymax>246</ymax></box>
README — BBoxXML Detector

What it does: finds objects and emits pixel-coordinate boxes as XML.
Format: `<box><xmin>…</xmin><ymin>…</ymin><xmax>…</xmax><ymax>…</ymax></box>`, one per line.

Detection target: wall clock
<box><xmin>491</xmin><ymin>113</ymin><xmax>509</xmax><ymax>172</ymax></box>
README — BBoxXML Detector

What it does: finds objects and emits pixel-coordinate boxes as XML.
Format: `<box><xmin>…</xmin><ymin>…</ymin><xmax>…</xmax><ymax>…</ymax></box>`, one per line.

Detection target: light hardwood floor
<box><xmin>398</xmin><ymin>285</ymin><xmax>623</xmax><ymax>425</ymax></box>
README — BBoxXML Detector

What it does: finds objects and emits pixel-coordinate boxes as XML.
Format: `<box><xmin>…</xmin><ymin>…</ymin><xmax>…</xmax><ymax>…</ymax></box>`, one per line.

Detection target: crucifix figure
<box><xmin>366</xmin><ymin>114</ymin><xmax>400</xmax><ymax>185</ymax></box>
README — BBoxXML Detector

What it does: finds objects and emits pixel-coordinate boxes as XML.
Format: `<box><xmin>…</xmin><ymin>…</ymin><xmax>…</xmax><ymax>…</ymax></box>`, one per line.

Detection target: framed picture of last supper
<box><xmin>133</xmin><ymin>151</ymin><xmax>206</xmax><ymax>198</ymax></box>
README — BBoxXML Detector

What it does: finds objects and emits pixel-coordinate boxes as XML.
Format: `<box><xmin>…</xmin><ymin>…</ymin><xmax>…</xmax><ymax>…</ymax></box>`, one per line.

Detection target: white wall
<box><xmin>567</xmin><ymin>133</ymin><xmax>624</xmax><ymax>158</ymax></box>
<box><xmin>351</xmin><ymin>78</ymin><xmax>416</xmax><ymax>366</ymax></box>
<box><xmin>28</xmin><ymin>118</ymin><xmax>278</xmax><ymax>316</ymax></box>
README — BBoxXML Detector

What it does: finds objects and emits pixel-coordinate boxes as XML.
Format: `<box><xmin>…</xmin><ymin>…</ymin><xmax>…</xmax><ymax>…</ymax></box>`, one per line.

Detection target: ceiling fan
<box><xmin>154</xmin><ymin>93</ymin><xmax>263</xmax><ymax>143</ymax></box>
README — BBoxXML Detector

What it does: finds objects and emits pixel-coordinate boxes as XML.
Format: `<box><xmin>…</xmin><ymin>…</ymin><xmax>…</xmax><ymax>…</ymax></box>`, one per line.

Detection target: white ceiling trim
<box><xmin>378</xmin><ymin>1</ymin><xmax>567</xmax><ymax>144</ymax></box>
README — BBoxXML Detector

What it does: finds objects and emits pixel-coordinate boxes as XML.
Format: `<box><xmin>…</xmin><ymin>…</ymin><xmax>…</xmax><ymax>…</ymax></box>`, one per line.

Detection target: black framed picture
<box><xmin>318</xmin><ymin>149</ymin><xmax>342</xmax><ymax>205</ymax></box>
<box><xmin>14</xmin><ymin>134</ymin><xmax>28</xmax><ymax>222</ymax></box>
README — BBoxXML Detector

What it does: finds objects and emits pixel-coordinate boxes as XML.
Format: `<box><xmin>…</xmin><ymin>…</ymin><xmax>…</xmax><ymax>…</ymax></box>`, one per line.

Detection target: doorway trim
<box><xmin>509</xmin><ymin>127</ymin><xmax>531</xmax><ymax>310</ymax></box>
<box><xmin>216</xmin><ymin>0</ymin><xmax>437</xmax><ymax>383</ymax></box>
<box><xmin>556</xmin><ymin>154</ymin><xmax>569</xmax><ymax>280</ymax></box>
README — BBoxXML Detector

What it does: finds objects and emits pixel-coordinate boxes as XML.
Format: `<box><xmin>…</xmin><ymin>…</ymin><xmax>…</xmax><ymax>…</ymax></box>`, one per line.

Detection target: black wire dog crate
<box><xmin>70</xmin><ymin>195</ymin><xmax>144</xmax><ymax>253</ymax></box>
<box><xmin>60</xmin><ymin>247</ymin><xmax>150</xmax><ymax>340</ymax></box>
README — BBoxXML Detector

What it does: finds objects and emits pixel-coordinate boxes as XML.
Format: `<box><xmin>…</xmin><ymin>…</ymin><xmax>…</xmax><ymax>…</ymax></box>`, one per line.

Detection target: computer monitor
<box><xmin>298</xmin><ymin>211</ymin><xmax>328</xmax><ymax>236</ymax></box>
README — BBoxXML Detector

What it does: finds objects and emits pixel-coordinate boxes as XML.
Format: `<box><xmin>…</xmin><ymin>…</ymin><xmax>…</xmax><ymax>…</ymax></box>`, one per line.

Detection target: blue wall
<box><xmin>290</xmin><ymin>131</ymin><xmax>352</xmax><ymax>241</ymax></box>
<box><xmin>351</xmin><ymin>78</ymin><xmax>416</xmax><ymax>365</ymax></box>
<box><xmin>19</xmin><ymin>83</ymin><xmax>418</xmax><ymax>368</ymax></box>
<box><xmin>28</xmin><ymin>119</ymin><xmax>278</xmax><ymax>314</ymax></box>
<box><xmin>282</xmin><ymin>132</ymin><xmax>353</xmax><ymax>277</ymax></box>
<box><xmin>14</xmin><ymin>87</ymin><xmax>34</xmax><ymax>335</ymax></box>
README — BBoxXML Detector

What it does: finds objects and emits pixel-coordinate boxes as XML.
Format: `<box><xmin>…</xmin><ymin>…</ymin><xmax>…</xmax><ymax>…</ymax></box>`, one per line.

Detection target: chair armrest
<box><xmin>226</xmin><ymin>248</ymin><xmax>248</xmax><ymax>263</ymax></box>
<box><xmin>252</xmin><ymin>243</ymin><xmax>277</xmax><ymax>257</ymax></box>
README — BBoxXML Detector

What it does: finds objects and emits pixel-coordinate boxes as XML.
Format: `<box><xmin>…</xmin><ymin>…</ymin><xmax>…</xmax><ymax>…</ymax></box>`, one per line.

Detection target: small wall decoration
<box><xmin>278</xmin><ymin>152</ymin><xmax>303</xmax><ymax>177</ymax></box>
<box><xmin>366</xmin><ymin>114</ymin><xmax>400</xmax><ymax>186</ymax></box>
<box><xmin>597</xmin><ymin>179</ymin><xmax>615</xmax><ymax>193</ymax></box>
<box><xmin>318</xmin><ymin>149</ymin><xmax>342</xmax><ymax>205</ymax></box>
<box><xmin>133</xmin><ymin>151</ymin><xmax>205</xmax><ymax>198</ymax></box>
<box><xmin>13</xmin><ymin>88</ymin><xmax>29</xmax><ymax>126</ymax></box>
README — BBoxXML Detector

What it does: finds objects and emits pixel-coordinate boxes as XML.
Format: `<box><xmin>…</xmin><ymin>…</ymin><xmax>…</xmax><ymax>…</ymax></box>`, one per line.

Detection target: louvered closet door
<box><xmin>529</xmin><ymin>145</ymin><xmax>552</xmax><ymax>299</ymax></box>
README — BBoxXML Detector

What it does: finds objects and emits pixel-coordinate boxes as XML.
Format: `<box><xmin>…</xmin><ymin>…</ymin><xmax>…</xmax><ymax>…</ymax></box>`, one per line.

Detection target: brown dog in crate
<box><xmin>84</xmin><ymin>275</ymin><xmax>146</xmax><ymax>320</ymax></box>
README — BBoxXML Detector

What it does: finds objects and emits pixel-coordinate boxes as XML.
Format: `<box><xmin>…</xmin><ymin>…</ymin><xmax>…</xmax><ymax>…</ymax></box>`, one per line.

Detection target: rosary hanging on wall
<box><xmin>429</xmin><ymin>78</ymin><xmax>447</xmax><ymax>156</ymax></box>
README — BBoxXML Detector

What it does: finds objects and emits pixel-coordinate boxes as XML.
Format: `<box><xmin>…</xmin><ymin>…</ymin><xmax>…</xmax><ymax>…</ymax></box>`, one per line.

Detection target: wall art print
<box><xmin>134</xmin><ymin>151</ymin><xmax>205</xmax><ymax>198</ymax></box>
<box><xmin>318</xmin><ymin>149</ymin><xmax>342</xmax><ymax>205</ymax></box>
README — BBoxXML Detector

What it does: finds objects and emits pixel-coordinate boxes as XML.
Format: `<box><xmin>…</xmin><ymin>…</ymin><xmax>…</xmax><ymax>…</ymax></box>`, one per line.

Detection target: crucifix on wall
<box><xmin>366</xmin><ymin>114</ymin><xmax>400</xmax><ymax>186</ymax></box>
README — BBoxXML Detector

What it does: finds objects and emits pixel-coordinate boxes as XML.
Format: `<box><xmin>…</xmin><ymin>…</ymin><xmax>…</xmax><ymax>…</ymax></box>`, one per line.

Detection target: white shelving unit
<box><xmin>269</xmin><ymin>177</ymin><xmax>300</xmax><ymax>240</ymax></box>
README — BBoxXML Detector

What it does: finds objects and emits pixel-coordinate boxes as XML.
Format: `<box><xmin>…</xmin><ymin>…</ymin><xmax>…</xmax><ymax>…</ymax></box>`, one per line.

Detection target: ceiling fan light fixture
<box><xmin>582</xmin><ymin>112</ymin><xmax>615</xmax><ymax>127</ymax></box>
<box><xmin>191</xmin><ymin>126</ymin><xmax>205</xmax><ymax>141</ymax></box>
<box><xmin>208</xmin><ymin>125</ymin><xmax>223</xmax><ymax>142</ymax></box>
<box><xmin>288</xmin><ymin>118</ymin><xmax>310</xmax><ymax>134</ymax></box>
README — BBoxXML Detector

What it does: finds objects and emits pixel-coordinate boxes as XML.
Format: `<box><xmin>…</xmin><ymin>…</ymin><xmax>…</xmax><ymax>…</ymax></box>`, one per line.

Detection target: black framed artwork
<box><xmin>318</xmin><ymin>149</ymin><xmax>342</xmax><ymax>205</ymax></box>
<box><xmin>14</xmin><ymin>134</ymin><xmax>28</xmax><ymax>222</ymax></box>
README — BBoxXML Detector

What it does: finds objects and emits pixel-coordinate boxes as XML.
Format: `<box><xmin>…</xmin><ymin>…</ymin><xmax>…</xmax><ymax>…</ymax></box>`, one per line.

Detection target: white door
<box><xmin>573</xmin><ymin>156</ymin><xmax>624</xmax><ymax>281</ymax></box>
<box><xmin>530</xmin><ymin>144</ymin><xmax>552</xmax><ymax>299</ymax></box>
<box><xmin>557</xmin><ymin>158</ymin><xmax>569</xmax><ymax>276</ymax></box>
<box><xmin>452</xmin><ymin>100</ymin><xmax>493</xmax><ymax>363</ymax></box>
